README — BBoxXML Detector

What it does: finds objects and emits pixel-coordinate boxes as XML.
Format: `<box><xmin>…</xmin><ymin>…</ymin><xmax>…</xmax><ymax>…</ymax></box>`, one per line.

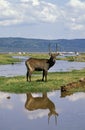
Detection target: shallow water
<box><xmin>0</xmin><ymin>60</ymin><xmax>85</xmax><ymax>77</ymax></box>
<box><xmin>0</xmin><ymin>91</ymin><xmax>85</xmax><ymax>130</ymax></box>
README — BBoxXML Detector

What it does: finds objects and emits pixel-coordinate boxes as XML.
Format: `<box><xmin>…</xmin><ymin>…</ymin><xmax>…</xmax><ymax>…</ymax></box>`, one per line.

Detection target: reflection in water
<box><xmin>25</xmin><ymin>92</ymin><xmax>58</xmax><ymax>124</ymax></box>
<box><xmin>0</xmin><ymin>91</ymin><xmax>85</xmax><ymax>130</ymax></box>
<box><xmin>61</xmin><ymin>91</ymin><xmax>74</xmax><ymax>98</ymax></box>
<box><xmin>6</xmin><ymin>96</ymin><xmax>11</xmax><ymax>99</ymax></box>
<box><xmin>61</xmin><ymin>90</ymin><xmax>85</xmax><ymax>102</ymax></box>
<box><xmin>66</xmin><ymin>92</ymin><xmax>85</xmax><ymax>101</ymax></box>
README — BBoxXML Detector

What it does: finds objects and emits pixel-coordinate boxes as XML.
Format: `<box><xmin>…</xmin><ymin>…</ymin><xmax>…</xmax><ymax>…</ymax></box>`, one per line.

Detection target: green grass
<box><xmin>0</xmin><ymin>69</ymin><xmax>85</xmax><ymax>93</ymax></box>
<box><xmin>0</xmin><ymin>54</ymin><xmax>21</xmax><ymax>64</ymax></box>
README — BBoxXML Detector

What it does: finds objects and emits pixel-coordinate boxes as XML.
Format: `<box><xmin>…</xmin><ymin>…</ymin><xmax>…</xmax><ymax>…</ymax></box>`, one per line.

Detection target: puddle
<box><xmin>0</xmin><ymin>90</ymin><xmax>85</xmax><ymax>130</ymax></box>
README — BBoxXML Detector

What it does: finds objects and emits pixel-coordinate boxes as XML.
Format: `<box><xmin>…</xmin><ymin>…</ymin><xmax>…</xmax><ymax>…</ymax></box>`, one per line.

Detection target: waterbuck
<box><xmin>25</xmin><ymin>52</ymin><xmax>59</xmax><ymax>82</ymax></box>
<box><xmin>25</xmin><ymin>92</ymin><xmax>58</xmax><ymax>124</ymax></box>
<box><xmin>25</xmin><ymin>43</ymin><xmax>59</xmax><ymax>82</ymax></box>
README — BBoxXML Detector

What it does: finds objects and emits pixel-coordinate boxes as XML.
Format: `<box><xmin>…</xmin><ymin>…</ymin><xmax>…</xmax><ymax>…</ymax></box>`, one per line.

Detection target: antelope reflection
<box><xmin>25</xmin><ymin>92</ymin><xmax>58</xmax><ymax>123</ymax></box>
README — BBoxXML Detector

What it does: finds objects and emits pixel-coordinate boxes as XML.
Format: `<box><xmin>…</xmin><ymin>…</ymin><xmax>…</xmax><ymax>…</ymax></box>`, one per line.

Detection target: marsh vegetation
<box><xmin>0</xmin><ymin>69</ymin><xmax>85</xmax><ymax>93</ymax></box>
<box><xmin>0</xmin><ymin>53</ymin><xmax>85</xmax><ymax>93</ymax></box>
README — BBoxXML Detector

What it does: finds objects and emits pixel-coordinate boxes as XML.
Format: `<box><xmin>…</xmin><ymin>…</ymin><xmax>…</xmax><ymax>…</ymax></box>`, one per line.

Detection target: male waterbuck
<box><xmin>25</xmin><ymin>45</ymin><xmax>59</xmax><ymax>81</ymax></box>
<box><xmin>25</xmin><ymin>92</ymin><xmax>58</xmax><ymax>124</ymax></box>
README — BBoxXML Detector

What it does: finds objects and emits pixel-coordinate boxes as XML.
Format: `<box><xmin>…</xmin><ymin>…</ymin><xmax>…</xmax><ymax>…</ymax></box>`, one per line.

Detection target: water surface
<box><xmin>0</xmin><ymin>91</ymin><xmax>85</xmax><ymax>130</ymax></box>
<box><xmin>0</xmin><ymin>60</ymin><xmax>85</xmax><ymax>77</ymax></box>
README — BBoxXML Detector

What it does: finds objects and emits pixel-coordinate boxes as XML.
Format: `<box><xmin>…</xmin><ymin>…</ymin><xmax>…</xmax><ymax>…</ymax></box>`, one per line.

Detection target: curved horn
<box><xmin>56</xmin><ymin>43</ymin><xmax>58</xmax><ymax>52</ymax></box>
<box><xmin>48</xmin><ymin>43</ymin><xmax>51</xmax><ymax>55</ymax></box>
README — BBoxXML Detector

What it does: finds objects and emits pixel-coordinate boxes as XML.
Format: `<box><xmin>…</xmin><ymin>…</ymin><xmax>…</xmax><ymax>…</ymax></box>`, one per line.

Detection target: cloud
<box><xmin>0</xmin><ymin>0</ymin><xmax>22</xmax><ymax>26</ymax></box>
<box><xmin>25</xmin><ymin>109</ymin><xmax>48</xmax><ymax>120</ymax></box>
<box><xmin>67</xmin><ymin>92</ymin><xmax>85</xmax><ymax>101</ymax></box>
<box><xmin>20</xmin><ymin>0</ymin><xmax>62</xmax><ymax>23</ymax></box>
<box><xmin>0</xmin><ymin>0</ymin><xmax>85</xmax><ymax>33</ymax></box>
<box><xmin>0</xmin><ymin>0</ymin><xmax>61</xmax><ymax>26</ymax></box>
<box><xmin>65</xmin><ymin>0</ymin><xmax>85</xmax><ymax>30</ymax></box>
<box><xmin>67</xmin><ymin>0</ymin><xmax>85</xmax><ymax>9</ymax></box>
<box><xmin>21</xmin><ymin>0</ymin><xmax>40</xmax><ymax>6</ymax></box>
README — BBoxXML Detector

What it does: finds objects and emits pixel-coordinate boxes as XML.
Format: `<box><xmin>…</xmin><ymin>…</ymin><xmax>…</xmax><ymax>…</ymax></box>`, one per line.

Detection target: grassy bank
<box><xmin>65</xmin><ymin>53</ymin><xmax>85</xmax><ymax>62</ymax></box>
<box><xmin>0</xmin><ymin>53</ymin><xmax>85</xmax><ymax>65</ymax></box>
<box><xmin>0</xmin><ymin>54</ymin><xmax>21</xmax><ymax>64</ymax></box>
<box><xmin>0</xmin><ymin>69</ymin><xmax>85</xmax><ymax>93</ymax></box>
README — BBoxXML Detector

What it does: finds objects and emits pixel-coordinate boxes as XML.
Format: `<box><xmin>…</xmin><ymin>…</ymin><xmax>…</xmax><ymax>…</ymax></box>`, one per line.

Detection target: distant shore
<box><xmin>0</xmin><ymin>52</ymin><xmax>85</xmax><ymax>65</ymax></box>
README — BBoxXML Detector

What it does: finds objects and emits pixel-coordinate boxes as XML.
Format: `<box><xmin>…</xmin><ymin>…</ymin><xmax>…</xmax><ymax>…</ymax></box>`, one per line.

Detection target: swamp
<box><xmin>0</xmin><ymin>53</ymin><xmax>85</xmax><ymax>130</ymax></box>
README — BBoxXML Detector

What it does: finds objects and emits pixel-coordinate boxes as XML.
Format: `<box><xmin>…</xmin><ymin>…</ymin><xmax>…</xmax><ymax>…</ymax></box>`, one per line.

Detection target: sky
<box><xmin>0</xmin><ymin>0</ymin><xmax>85</xmax><ymax>39</ymax></box>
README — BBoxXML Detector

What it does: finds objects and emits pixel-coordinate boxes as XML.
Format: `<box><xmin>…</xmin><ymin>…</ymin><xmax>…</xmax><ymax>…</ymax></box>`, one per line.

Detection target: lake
<box><xmin>0</xmin><ymin>90</ymin><xmax>85</xmax><ymax>130</ymax></box>
<box><xmin>0</xmin><ymin>58</ymin><xmax>85</xmax><ymax>77</ymax></box>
